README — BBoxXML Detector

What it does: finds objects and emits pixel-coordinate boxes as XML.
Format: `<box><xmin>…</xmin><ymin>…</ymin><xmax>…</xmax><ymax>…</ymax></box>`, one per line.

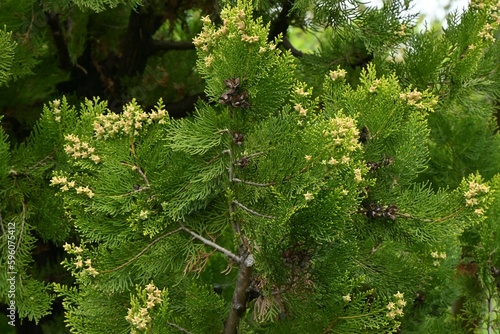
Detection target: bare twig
<box><xmin>223</xmin><ymin>148</ymin><xmax>234</xmax><ymax>182</ymax></box>
<box><xmin>179</xmin><ymin>224</ymin><xmax>240</xmax><ymax>263</ymax></box>
<box><xmin>135</xmin><ymin>167</ymin><xmax>150</xmax><ymax>187</ymax></box>
<box><xmin>120</xmin><ymin>161</ymin><xmax>151</xmax><ymax>187</ymax></box>
<box><xmin>232</xmin><ymin>200</ymin><xmax>276</xmax><ymax>220</ymax></box>
<box><xmin>28</xmin><ymin>151</ymin><xmax>55</xmax><ymax>170</ymax></box>
<box><xmin>129</xmin><ymin>141</ymin><xmax>151</xmax><ymax>187</ymax></box>
<box><xmin>108</xmin><ymin>186</ymin><xmax>151</xmax><ymax>198</ymax></box>
<box><xmin>167</xmin><ymin>322</ymin><xmax>193</xmax><ymax>334</ymax></box>
<box><xmin>101</xmin><ymin>228</ymin><xmax>182</xmax><ymax>273</ymax></box>
<box><xmin>232</xmin><ymin>178</ymin><xmax>273</xmax><ymax>187</ymax></box>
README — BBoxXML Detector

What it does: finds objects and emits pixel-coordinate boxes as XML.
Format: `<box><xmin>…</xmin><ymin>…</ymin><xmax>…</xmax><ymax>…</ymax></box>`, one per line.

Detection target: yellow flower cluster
<box><xmin>93</xmin><ymin>100</ymin><xmax>167</xmax><ymax>140</ymax></box>
<box><xmin>400</xmin><ymin>90</ymin><xmax>422</xmax><ymax>104</ymax></box>
<box><xmin>329</xmin><ymin>68</ymin><xmax>347</xmax><ymax>81</ymax></box>
<box><xmin>259</xmin><ymin>43</ymin><xmax>276</xmax><ymax>54</ymax></box>
<box><xmin>294</xmin><ymin>103</ymin><xmax>308</xmax><ymax>116</ymax></box>
<box><xmin>194</xmin><ymin>6</ymin><xmax>265</xmax><ymax>59</ymax></box>
<box><xmin>50</xmin><ymin>175</ymin><xmax>75</xmax><ymax>192</ymax></box>
<box><xmin>478</xmin><ymin>22</ymin><xmax>496</xmax><ymax>41</ymax></box>
<box><xmin>470</xmin><ymin>0</ymin><xmax>500</xmax><ymax>11</ymax></box>
<box><xmin>386</xmin><ymin>291</ymin><xmax>406</xmax><ymax>319</ymax></box>
<box><xmin>354</xmin><ymin>168</ymin><xmax>363</xmax><ymax>183</ymax></box>
<box><xmin>324</xmin><ymin>116</ymin><xmax>360</xmax><ymax>153</ymax></box>
<box><xmin>75</xmin><ymin>186</ymin><xmax>95</xmax><ymax>198</ymax></box>
<box><xmin>369</xmin><ymin>79</ymin><xmax>381</xmax><ymax>93</ymax></box>
<box><xmin>62</xmin><ymin>243</ymin><xmax>99</xmax><ymax>277</ymax></box>
<box><xmin>464</xmin><ymin>180</ymin><xmax>490</xmax><ymax>215</ymax></box>
<box><xmin>50</xmin><ymin>174</ymin><xmax>94</xmax><ymax>198</ymax></box>
<box><xmin>396</xmin><ymin>23</ymin><xmax>407</xmax><ymax>37</ymax></box>
<box><xmin>470</xmin><ymin>0</ymin><xmax>500</xmax><ymax>41</ymax></box>
<box><xmin>64</xmin><ymin>134</ymin><xmax>100</xmax><ymax>164</ymax></box>
<box><xmin>399</xmin><ymin>89</ymin><xmax>438</xmax><ymax>110</ymax></box>
<box><xmin>292</xmin><ymin>82</ymin><xmax>315</xmax><ymax>118</ymax></box>
<box><xmin>52</xmin><ymin>99</ymin><xmax>61</xmax><ymax>123</ymax></box>
<box><xmin>125</xmin><ymin>283</ymin><xmax>164</xmax><ymax>333</ymax></box>
<box><xmin>431</xmin><ymin>251</ymin><xmax>447</xmax><ymax>266</ymax></box>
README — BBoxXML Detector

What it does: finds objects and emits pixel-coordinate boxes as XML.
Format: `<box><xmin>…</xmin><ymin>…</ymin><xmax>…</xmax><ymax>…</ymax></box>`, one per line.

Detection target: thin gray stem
<box><xmin>28</xmin><ymin>151</ymin><xmax>55</xmax><ymax>170</ymax></box>
<box><xmin>135</xmin><ymin>166</ymin><xmax>150</xmax><ymax>187</ymax></box>
<box><xmin>180</xmin><ymin>224</ymin><xmax>241</xmax><ymax>263</ymax></box>
<box><xmin>223</xmin><ymin>148</ymin><xmax>234</xmax><ymax>182</ymax></box>
<box><xmin>232</xmin><ymin>178</ymin><xmax>273</xmax><ymax>187</ymax></box>
<box><xmin>232</xmin><ymin>200</ymin><xmax>276</xmax><ymax>219</ymax></box>
<box><xmin>167</xmin><ymin>322</ymin><xmax>193</xmax><ymax>334</ymax></box>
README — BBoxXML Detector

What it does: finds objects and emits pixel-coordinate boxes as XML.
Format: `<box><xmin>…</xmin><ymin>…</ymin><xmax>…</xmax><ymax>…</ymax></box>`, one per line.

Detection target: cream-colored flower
<box><xmin>474</xmin><ymin>208</ymin><xmax>484</xmax><ymax>216</ymax></box>
<box><xmin>90</xmin><ymin>155</ymin><xmax>100</xmax><ymax>164</ymax></box>
<box><xmin>201</xmin><ymin>15</ymin><xmax>211</xmax><ymax>24</ymax></box>
<box><xmin>145</xmin><ymin>283</ymin><xmax>155</xmax><ymax>293</ymax></box>
<box><xmin>396</xmin><ymin>299</ymin><xmax>406</xmax><ymax>307</ymax></box>
<box><xmin>354</xmin><ymin>168</ymin><xmax>362</xmax><ymax>183</ymax></box>
<box><xmin>295</xmin><ymin>87</ymin><xmax>309</xmax><ymax>96</ymax></box>
<box><xmin>328</xmin><ymin>157</ymin><xmax>338</xmax><ymax>165</ymax></box>
<box><xmin>86</xmin><ymin>266</ymin><xmax>99</xmax><ymax>276</ymax></box>
<box><xmin>394</xmin><ymin>291</ymin><xmax>404</xmax><ymax>300</ymax></box>
<box><xmin>330</xmin><ymin>69</ymin><xmax>347</xmax><ymax>81</ymax></box>
<box><xmin>341</xmin><ymin>156</ymin><xmax>350</xmax><ymax>164</ymax></box>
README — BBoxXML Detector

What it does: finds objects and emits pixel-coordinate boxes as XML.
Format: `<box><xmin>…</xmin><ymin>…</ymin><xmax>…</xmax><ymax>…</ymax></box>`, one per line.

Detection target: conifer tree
<box><xmin>2</xmin><ymin>1</ymin><xmax>500</xmax><ymax>333</ymax></box>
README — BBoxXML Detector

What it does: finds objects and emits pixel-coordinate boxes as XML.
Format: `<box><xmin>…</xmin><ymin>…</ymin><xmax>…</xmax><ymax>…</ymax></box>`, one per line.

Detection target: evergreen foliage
<box><xmin>0</xmin><ymin>29</ymin><xmax>16</xmax><ymax>86</ymax></box>
<box><xmin>1</xmin><ymin>0</ymin><xmax>500</xmax><ymax>333</ymax></box>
